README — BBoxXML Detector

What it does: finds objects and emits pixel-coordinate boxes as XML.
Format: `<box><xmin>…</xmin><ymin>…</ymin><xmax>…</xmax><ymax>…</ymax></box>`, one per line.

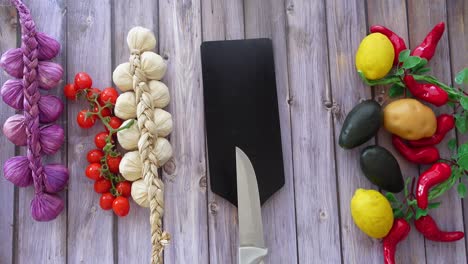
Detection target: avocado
<box><xmin>339</xmin><ymin>100</ymin><xmax>382</xmax><ymax>149</ymax></box>
<box><xmin>360</xmin><ymin>145</ymin><xmax>404</xmax><ymax>193</ymax></box>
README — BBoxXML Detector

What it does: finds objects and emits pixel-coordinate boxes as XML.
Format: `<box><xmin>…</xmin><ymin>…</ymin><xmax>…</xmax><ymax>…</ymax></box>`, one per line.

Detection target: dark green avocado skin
<box><xmin>339</xmin><ymin>100</ymin><xmax>382</xmax><ymax>149</ymax></box>
<box><xmin>360</xmin><ymin>145</ymin><xmax>404</xmax><ymax>193</ymax></box>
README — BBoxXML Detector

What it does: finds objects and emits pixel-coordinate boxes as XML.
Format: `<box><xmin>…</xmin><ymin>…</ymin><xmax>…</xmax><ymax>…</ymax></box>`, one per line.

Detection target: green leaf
<box><xmin>404</xmin><ymin>177</ymin><xmax>411</xmax><ymax>197</ymax></box>
<box><xmin>393</xmin><ymin>208</ymin><xmax>404</xmax><ymax>219</ymax></box>
<box><xmin>389</xmin><ymin>84</ymin><xmax>404</xmax><ymax>98</ymax></box>
<box><xmin>412</xmin><ymin>58</ymin><xmax>428</xmax><ymax>72</ymax></box>
<box><xmin>415</xmin><ymin>67</ymin><xmax>431</xmax><ymax>75</ymax></box>
<box><xmin>415</xmin><ymin>207</ymin><xmax>428</xmax><ymax>220</ymax></box>
<box><xmin>398</xmin><ymin>49</ymin><xmax>410</xmax><ymax>63</ymax></box>
<box><xmin>455</xmin><ymin>113</ymin><xmax>468</xmax><ymax>133</ymax></box>
<box><xmin>407</xmin><ymin>199</ymin><xmax>417</xmax><ymax>207</ymax></box>
<box><xmin>458</xmin><ymin>143</ymin><xmax>468</xmax><ymax>156</ymax></box>
<box><xmin>455</xmin><ymin>68</ymin><xmax>468</xmax><ymax>85</ymax></box>
<box><xmin>385</xmin><ymin>192</ymin><xmax>397</xmax><ymax>203</ymax></box>
<box><xmin>396</xmin><ymin>68</ymin><xmax>405</xmax><ymax>76</ymax></box>
<box><xmin>457</xmin><ymin>183</ymin><xmax>467</xmax><ymax>198</ymax></box>
<box><xmin>448</xmin><ymin>139</ymin><xmax>457</xmax><ymax>151</ymax></box>
<box><xmin>403</xmin><ymin>56</ymin><xmax>422</xmax><ymax>69</ymax></box>
<box><xmin>428</xmin><ymin>202</ymin><xmax>441</xmax><ymax>209</ymax></box>
<box><xmin>460</xmin><ymin>97</ymin><xmax>468</xmax><ymax>110</ymax></box>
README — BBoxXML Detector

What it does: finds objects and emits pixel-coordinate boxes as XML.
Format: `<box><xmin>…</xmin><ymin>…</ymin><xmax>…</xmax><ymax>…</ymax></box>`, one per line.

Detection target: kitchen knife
<box><xmin>236</xmin><ymin>147</ymin><xmax>268</xmax><ymax>264</ymax></box>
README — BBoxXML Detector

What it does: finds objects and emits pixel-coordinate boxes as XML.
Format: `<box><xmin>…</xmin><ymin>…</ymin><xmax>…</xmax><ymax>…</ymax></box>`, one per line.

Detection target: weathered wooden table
<box><xmin>0</xmin><ymin>0</ymin><xmax>467</xmax><ymax>263</ymax></box>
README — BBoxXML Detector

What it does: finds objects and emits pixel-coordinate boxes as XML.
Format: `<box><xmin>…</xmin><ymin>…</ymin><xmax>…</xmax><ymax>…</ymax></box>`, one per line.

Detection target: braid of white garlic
<box><xmin>113</xmin><ymin>26</ymin><xmax>173</xmax><ymax>264</ymax></box>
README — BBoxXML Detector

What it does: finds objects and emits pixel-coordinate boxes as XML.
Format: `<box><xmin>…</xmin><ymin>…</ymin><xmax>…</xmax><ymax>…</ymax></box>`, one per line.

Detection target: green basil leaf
<box><xmin>385</xmin><ymin>192</ymin><xmax>397</xmax><ymax>203</ymax></box>
<box><xmin>415</xmin><ymin>67</ymin><xmax>431</xmax><ymax>75</ymax></box>
<box><xmin>393</xmin><ymin>208</ymin><xmax>404</xmax><ymax>219</ymax></box>
<box><xmin>415</xmin><ymin>207</ymin><xmax>428</xmax><ymax>220</ymax></box>
<box><xmin>448</xmin><ymin>138</ymin><xmax>457</xmax><ymax>151</ymax></box>
<box><xmin>389</xmin><ymin>84</ymin><xmax>404</xmax><ymax>98</ymax></box>
<box><xmin>460</xmin><ymin>97</ymin><xmax>468</xmax><ymax>110</ymax></box>
<box><xmin>458</xmin><ymin>143</ymin><xmax>468</xmax><ymax>156</ymax></box>
<box><xmin>458</xmin><ymin>154</ymin><xmax>468</xmax><ymax>170</ymax></box>
<box><xmin>405</xmin><ymin>210</ymin><xmax>414</xmax><ymax>221</ymax></box>
<box><xmin>455</xmin><ymin>113</ymin><xmax>468</xmax><ymax>133</ymax></box>
<box><xmin>403</xmin><ymin>56</ymin><xmax>422</xmax><ymax>69</ymax></box>
<box><xmin>396</xmin><ymin>68</ymin><xmax>405</xmax><ymax>76</ymax></box>
<box><xmin>412</xmin><ymin>58</ymin><xmax>428</xmax><ymax>72</ymax></box>
<box><xmin>455</xmin><ymin>68</ymin><xmax>468</xmax><ymax>85</ymax></box>
<box><xmin>428</xmin><ymin>202</ymin><xmax>441</xmax><ymax>209</ymax></box>
<box><xmin>407</xmin><ymin>199</ymin><xmax>417</xmax><ymax>206</ymax></box>
<box><xmin>398</xmin><ymin>50</ymin><xmax>410</xmax><ymax>63</ymax></box>
<box><xmin>457</xmin><ymin>183</ymin><xmax>467</xmax><ymax>198</ymax></box>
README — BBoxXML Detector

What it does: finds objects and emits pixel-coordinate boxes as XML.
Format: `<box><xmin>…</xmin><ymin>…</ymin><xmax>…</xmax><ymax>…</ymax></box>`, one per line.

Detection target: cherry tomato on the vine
<box><xmin>87</xmin><ymin>149</ymin><xmax>104</xmax><ymax>164</ymax></box>
<box><xmin>85</xmin><ymin>163</ymin><xmax>102</xmax><ymax>181</ymax></box>
<box><xmin>107</xmin><ymin>155</ymin><xmax>122</xmax><ymax>174</ymax></box>
<box><xmin>99</xmin><ymin>87</ymin><xmax>119</xmax><ymax>105</ymax></box>
<box><xmin>99</xmin><ymin>193</ymin><xmax>115</xmax><ymax>210</ymax></box>
<box><xmin>112</xmin><ymin>196</ymin><xmax>130</xmax><ymax>217</ymax></box>
<box><xmin>94</xmin><ymin>178</ymin><xmax>112</xmax><ymax>194</ymax></box>
<box><xmin>77</xmin><ymin>110</ymin><xmax>96</xmax><ymax>128</ymax></box>
<box><xmin>64</xmin><ymin>83</ymin><xmax>77</xmax><ymax>100</ymax></box>
<box><xmin>116</xmin><ymin>181</ymin><xmax>131</xmax><ymax>197</ymax></box>
<box><xmin>95</xmin><ymin>131</ymin><xmax>111</xmax><ymax>149</ymax></box>
<box><xmin>106</xmin><ymin>117</ymin><xmax>123</xmax><ymax>132</ymax></box>
<box><xmin>74</xmin><ymin>72</ymin><xmax>93</xmax><ymax>90</ymax></box>
<box><xmin>93</xmin><ymin>105</ymin><xmax>111</xmax><ymax>117</ymax></box>
<box><xmin>87</xmin><ymin>88</ymin><xmax>101</xmax><ymax>100</ymax></box>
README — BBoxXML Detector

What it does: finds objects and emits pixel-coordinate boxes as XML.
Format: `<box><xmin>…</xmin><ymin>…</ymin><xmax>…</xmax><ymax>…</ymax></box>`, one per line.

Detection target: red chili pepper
<box><xmin>403</xmin><ymin>75</ymin><xmax>448</xmax><ymax>106</ymax></box>
<box><xmin>408</xmin><ymin>114</ymin><xmax>454</xmax><ymax>147</ymax></box>
<box><xmin>416</xmin><ymin>162</ymin><xmax>451</xmax><ymax>209</ymax></box>
<box><xmin>411</xmin><ymin>22</ymin><xmax>445</xmax><ymax>61</ymax></box>
<box><xmin>383</xmin><ymin>219</ymin><xmax>410</xmax><ymax>264</ymax></box>
<box><xmin>392</xmin><ymin>135</ymin><xmax>440</xmax><ymax>164</ymax></box>
<box><xmin>414</xmin><ymin>215</ymin><xmax>464</xmax><ymax>242</ymax></box>
<box><xmin>370</xmin><ymin>25</ymin><xmax>407</xmax><ymax>66</ymax></box>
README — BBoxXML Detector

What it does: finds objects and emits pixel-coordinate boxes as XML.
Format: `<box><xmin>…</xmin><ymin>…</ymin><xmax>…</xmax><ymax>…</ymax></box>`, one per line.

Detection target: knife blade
<box><xmin>236</xmin><ymin>147</ymin><xmax>268</xmax><ymax>264</ymax></box>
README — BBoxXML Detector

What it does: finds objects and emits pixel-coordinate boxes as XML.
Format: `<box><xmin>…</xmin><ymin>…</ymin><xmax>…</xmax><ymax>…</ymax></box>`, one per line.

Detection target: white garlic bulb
<box><xmin>148</xmin><ymin>80</ymin><xmax>170</xmax><ymax>108</ymax></box>
<box><xmin>141</xmin><ymin>52</ymin><xmax>167</xmax><ymax>80</ymax></box>
<box><xmin>114</xmin><ymin>92</ymin><xmax>137</xmax><ymax>120</ymax></box>
<box><xmin>127</xmin><ymin>27</ymin><xmax>156</xmax><ymax>52</ymax></box>
<box><xmin>153</xmin><ymin>109</ymin><xmax>173</xmax><ymax>137</ymax></box>
<box><xmin>154</xmin><ymin>137</ymin><xmax>173</xmax><ymax>166</ymax></box>
<box><xmin>120</xmin><ymin>151</ymin><xmax>142</xmax><ymax>181</ymax></box>
<box><xmin>117</xmin><ymin>119</ymin><xmax>139</xmax><ymax>150</ymax></box>
<box><xmin>113</xmin><ymin>62</ymin><xmax>133</xmax><ymax>92</ymax></box>
<box><xmin>131</xmin><ymin>179</ymin><xmax>150</xmax><ymax>208</ymax></box>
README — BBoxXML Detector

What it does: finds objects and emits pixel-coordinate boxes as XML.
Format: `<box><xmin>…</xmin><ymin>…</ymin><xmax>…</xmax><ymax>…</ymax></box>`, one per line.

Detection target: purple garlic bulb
<box><xmin>36</xmin><ymin>32</ymin><xmax>60</xmax><ymax>60</ymax></box>
<box><xmin>31</xmin><ymin>192</ymin><xmax>64</xmax><ymax>222</ymax></box>
<box><xmin>1</xmin><ymin>79</ymin><xmax>23</xmax><ymax>109</ymax></box>
<box><xmin>0</xmin><ymin>48</ymin><xmax>23</xmax><ymax>78</ymax></box>
<box><xmin>3</xmin><ymin>114</ymin><xmax>27</xmax><ymax>146</ymax></box>
<box><xmin>39</xmin><ymin>124</ymin><xmax>64</xmax><ymax>155</ymax></box>
<box><xmin>38</xmin><ymin>61</ymin><xmax>63</xmax><ymax>90</ymax></box>
<box><xmin>43</xmin><ymin>164</ymin><xmax>69</xmax><ymax>193</ymax></box>
<box><xmin>38</xmin><ymin>95</ymin><xmax>63</xmax><ymax>123</ymax></box>
<box><xmin>3</xmin><ymin>156</ymin><xmax>32</xmax><ymax>187</ymax></box>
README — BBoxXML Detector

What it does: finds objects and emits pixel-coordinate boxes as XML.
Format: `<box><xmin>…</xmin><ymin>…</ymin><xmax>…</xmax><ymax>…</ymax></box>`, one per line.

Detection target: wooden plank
<box><xmin>112</xmin><ymin>0</ymin><xmax>158</xmax><ymax>262</ymax></box>
<box><xmin>326</xmin><ymin>0</ymin><xmax>382</xmax><ymax>262</ymax></box>
<box><xmin>446</xmin><ymin>0</ymin><xmax>468</xmax><ymax>256</ymax></box>
<box><xmin>201</xmin><ymin>0</ymin><xmax>244</xmax><ymax>263</ymax></box>
<box><xmin>0</xmin><ymin>4</ymin><xmax>17</xmax><ymax>264</ymax></box>
<box><xmin>243</xmin><ymin>0</ymin><xmax>298</xmax><ymax>263</ymax></box>
<box><xmin>407</xmin><ymin>1</ymin><xmax>467</xmax><ymax>263</ymax></box>
<box><xmin>158</xmin><ymin>0</ymin><xmax>209</xmax><ymax>263</ymax></box>
<box><xmin>66</xmin><ymin>0</ymin><xmax>115</xmax><ymax>263</ymax></box>
<box><xmin>365</xmin><ymin>1</ymin><xmax>427</xmax><ymax>263</ymax></box>
<box><xmin>15</xmin><ymin>1</ymin><xmax>67</xmax><ymax>263</ymax></box>
<box><xmin>285</xmin><ymin>0</ymin><xmax>341</xmax><ymax>262</ymax></box>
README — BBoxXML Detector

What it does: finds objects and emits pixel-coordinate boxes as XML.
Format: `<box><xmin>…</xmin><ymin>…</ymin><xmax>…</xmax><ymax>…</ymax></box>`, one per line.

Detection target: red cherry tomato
<box><xmin>99</xmin><ymin>193</ymin><xmax>115</xmax><ymax>210</ymax></box>
<box><xmin>94</xmin><ymin>178</ymin><xmax>112</xmax><ymax>193</ymax></box>
<box><xmin>99</xmin><ymin>87</ymin><xmax>119</xmax><ymax>105</ymax></box>
<box><xmin>116</xmin><ymin>181</ymin><xmax>132</xmax><ymax>197</ymax></box>
<box><xmin>86</xmin><ymin>88</ymin><xmax>101</xmax><ymax>100</ymax></box>
<box><xmin>87</xmin><ymin>149</ymin><xmax>104</xmax><ymax>164</ymax></box>
<box><xmin>106</xmin><ymin>117</ymin><xmax>123</xmax><ymax>132</ymax></box>
<box><xmin>95</xmin><ymin>131</ymin><xmax>110</xmax><ymax>149</ymax></box>
<box><xmin>85</xmin><ymin>163</ymin><xmax>102</xmax><ymax>181</ymax></box>
<box><xmin>77</xmin><ymin>110</ymin><xmax>96</xmax><ymax>128</ymax></box>
<box><xmin>107</xmin><ymin>155</ymin><xmax>122</xmax><ymax>174</ymax></box>
<box><xmin>74</xmin><ymin>72</ymin><xmax>93</xmax><ymax>90</ymax></box>
<box><xmin>93</xmin><ymin>105</ymin><xmax>111</xmax><ymax>117</ymax></box>
<box><xmin>112</xmin><ymin>196</ymin><xmax>130</xmax><ymax>217</ymax></box>
<box><xmin>64</xmin><ymin>83</ymin><xmax>77</xmax><ymax>100</ymax></box>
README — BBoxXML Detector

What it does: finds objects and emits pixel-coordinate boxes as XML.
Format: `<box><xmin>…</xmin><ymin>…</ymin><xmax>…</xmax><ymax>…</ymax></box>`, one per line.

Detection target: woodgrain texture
<box><xmin>112</xmin><ymin>1</ymin><xmax>158</xmax><ymax>262</ymax></box>
<box><xmin>0</xmin><ymin>4</ymin><xmax>16</xmax><ymax>264</ymax></box>
<box><xmin>66</xmin><ymin>0</ymin><xmax>114</xmax><ymax>263</ymax></box>
<box><xmin>0</xmin><ymin>0</ymin><xmax>467</xmax><ymax>263</ymax></box>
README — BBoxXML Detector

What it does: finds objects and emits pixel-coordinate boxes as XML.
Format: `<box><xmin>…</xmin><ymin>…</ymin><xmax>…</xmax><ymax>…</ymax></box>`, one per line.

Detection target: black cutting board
<box><xmin>201</xmin><ymin>38</ymin><xmax>285</xmax><ymax>206</ymax></box>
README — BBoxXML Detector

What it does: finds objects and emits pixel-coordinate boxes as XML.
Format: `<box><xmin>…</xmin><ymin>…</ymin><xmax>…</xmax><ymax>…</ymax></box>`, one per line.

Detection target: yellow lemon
<box><xmin>350</xmin><ymin>188</ymin><xmax>393</xmax><ymax>238</ymax></box>
<box><xmin>356</xmin><ymin>33</ymin><xmax>394</xmax><ymax>80</ymax></box>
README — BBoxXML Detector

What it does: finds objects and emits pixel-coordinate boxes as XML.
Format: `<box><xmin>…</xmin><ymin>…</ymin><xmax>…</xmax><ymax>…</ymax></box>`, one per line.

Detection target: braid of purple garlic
<box><xmin>0</xmin><ymin>0</ymin><xmax>68</xmax><ymax>221</ymax></box>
